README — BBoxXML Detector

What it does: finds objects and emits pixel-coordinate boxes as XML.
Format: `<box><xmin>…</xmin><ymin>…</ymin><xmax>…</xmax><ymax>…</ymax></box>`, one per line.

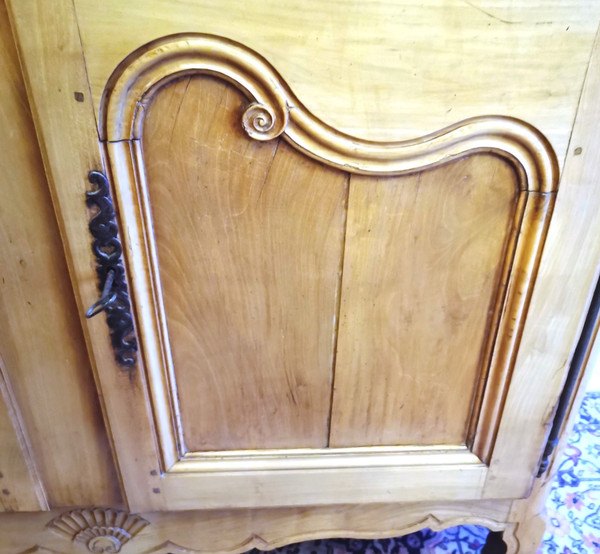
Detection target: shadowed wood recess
<box><xmin>102</xmin><ymin>34</ymin><xmax>558</xmax><ymax>464</ymax></box>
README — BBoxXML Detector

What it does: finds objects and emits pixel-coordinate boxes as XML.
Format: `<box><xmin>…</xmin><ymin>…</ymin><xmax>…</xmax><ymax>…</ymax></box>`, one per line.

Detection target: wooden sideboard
<box><xmin>1</xmin><ymin>1</ymin><xmax>600</xmax><ymax>553</ymax></box>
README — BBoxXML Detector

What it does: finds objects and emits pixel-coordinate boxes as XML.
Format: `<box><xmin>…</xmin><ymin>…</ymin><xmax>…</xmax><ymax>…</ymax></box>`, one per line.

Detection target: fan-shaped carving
<box><xmin>47</xmin><ymin>508</ymin><xmax>149</xmax><ymax>553</ymax></box>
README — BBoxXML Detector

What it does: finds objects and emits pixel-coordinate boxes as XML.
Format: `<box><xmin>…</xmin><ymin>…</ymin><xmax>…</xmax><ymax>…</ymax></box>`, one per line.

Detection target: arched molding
<box><xmin>101</xmin><ymin>33</ymin><xmax>558</xmax><ymax>192</ymax></box>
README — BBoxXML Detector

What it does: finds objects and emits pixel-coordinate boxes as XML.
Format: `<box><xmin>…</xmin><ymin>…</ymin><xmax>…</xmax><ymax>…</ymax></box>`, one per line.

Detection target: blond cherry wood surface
<box><xmin>4</xmin><ymin>0</ymin><xmax>600</xmax><ymax>516</ymax></box>
<box><xmin>71</xmin><ymin>33</ymin><xmax>556</xmax><ymax>509</ymax></box>
<box><xmin>330</xmin><ymin>155</ymin><xmax>518</xmax><ymax>447</ymax></box>
<box><xmin>0</xmin><ymin>360</ymin><xmax>42</xmax><ymax>512</ymax></box>
<box><xmin>5</xmin><ymin>0</ymin><xmax>165</xmax><ymax>511</ymax></box>
<box><xmin>0</xmin><ymin>501</ymin><xmax>517</xmax><ymax>554</ymax></box>
<box><xmin>74</xmin><ymin>0</ymin><xmax>600</xmax><ymax>168</ymax></box>
<box><xmin>0</xmin><ymin>0</ymin><xmax>122</xmax><ymax>509</ymax></box>
<box><xmin>142</xmin><ymin>75</ymin><xmax>525</xmax><ymax>452</ymax></box>
<box><xmin>143</xmin><ymin>77</ymin><xmax>348</xmax><ymax>451</ymax></box>
<box><xmin>2</xmin><ymin>4</ymin><xmax>561</xmax><ymax>508</ymax></box>
<box><xmin>2</xmin><ymin>1</ymin><xmax>600</xmax><ymax>552</ymax></box>
<box><xmin>480</xmin><ymin>22</ymin><xmax>600</xmax><ymax>499</ymax></box>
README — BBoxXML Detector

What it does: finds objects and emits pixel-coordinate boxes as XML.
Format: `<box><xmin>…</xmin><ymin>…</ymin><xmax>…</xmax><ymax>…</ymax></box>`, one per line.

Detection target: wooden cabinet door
<box><xmin>8</xmin><ymin>0</ymin><xmax>600</xmax><ymax>512</ymax></box>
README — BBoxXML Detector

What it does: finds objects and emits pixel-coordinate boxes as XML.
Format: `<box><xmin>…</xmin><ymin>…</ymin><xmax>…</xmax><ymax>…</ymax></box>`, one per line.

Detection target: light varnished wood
<box><xmin>2</xmin><ymin>500</ymin><xmax>514</xmax><ymax>553</ymax></box>
<box><xmin>506</xmin><ymin>263</ymin><xmax>600</xmax><ymax>551</ymax></box>
<box><xmin>74</xmin><ymin>0</ymin><xmax>600</xmax><ymax>167</ymax></box>
<box><xmin>97</xmin><ymin>32</ymin><xmax>558</xmax><ymax>509</ymax></box>
<box><xmin>5</xmin><ymin>0</ymin><xmax>162</xmax><ymax>510</ymax></box>
<box><xmin>0</xmin><ymin>357</ymin><xmax>44</xmax><ymax>511</ymax></box>
<box><xmin>0</xmin><ymin>0</ymin><xmax>121</xmax><ymax>508</ymax></box>
<box><xmin>174</xmin><ymin>445</ymin><xmax>476</xmax><ymax>472</ymax></box>
<box><xmin>9</xmin><ymin>0</ymin><xmax>600</xmax><ymax>533</ymax></box>
<box><xmin>482</xmin><ymin>23</ymin><xmax>600</xmax><ymax>499</ymax></box>
<box><xmin>2</xmin><ymin>2</ymin><xmax>600</xmax><ymax>551</ymax></box>
<box><xmin>330</xmin><ymin>155</ymin><xmax>519</xmax><ymax>447</ymax></box>
<box><xmin>101</xmin><ymin>34</ymin><xmax>558</xmax><ymax>192</ymax></box>
<box><xmin>472</xmin><ymin>191</ymin><xmax>556</xmax><ymax>459</ymax></box>
<box><xmin>141</xmin><ymin>77</ymin><xmax>348</xmax><ymax>451</ymax></box>
<box><xmin>161</xmin><ymin>462</ymin><xmax>487</xmax><ymax>510</ymax></box>
<box><xmin>2</xmin><ymin>6</ymin><xmax>554</xmax><ymax>506</ymax></box>
<box><xmin>47</xmin><ymin>508</ymin><xmax>149</xmax><ymax>553</ymax></box>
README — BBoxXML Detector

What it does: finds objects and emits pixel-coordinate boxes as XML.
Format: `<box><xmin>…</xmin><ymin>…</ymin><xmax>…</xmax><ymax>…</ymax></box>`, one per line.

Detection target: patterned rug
<box><xmin>250</xmin><ymin>526</ymin><xmax>489</xmax><ymax>554</ymax></box>
<box><xmin>250</xmin><ymin>392</ymin><xmax>600</xmax><ymax>554</ymax></box>
<box><xmin>538</xmin><ymin>391</ymin><xmax>600</xmax><ymax>554</ymax></box>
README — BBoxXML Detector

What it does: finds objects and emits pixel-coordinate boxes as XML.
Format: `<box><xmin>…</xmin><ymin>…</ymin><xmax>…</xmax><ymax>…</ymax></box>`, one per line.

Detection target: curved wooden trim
<box><xmin>98</xmin><ymin>33</ymin><xmax>560</xmax><ymax>507</ymax></box>
<box><xmin>6</xmin><ymin>505</ymin><xmax>520</xmax><ymax>554</ymax></box>
<box><xmin>101</xmin><ymin>33</ymin><xmax>558</xmax><ymax>192</ymax></box>
<box><xmin>141</xmin><ymin>516</ymin><xmax>509</xmax><ymax>554</ymax></box>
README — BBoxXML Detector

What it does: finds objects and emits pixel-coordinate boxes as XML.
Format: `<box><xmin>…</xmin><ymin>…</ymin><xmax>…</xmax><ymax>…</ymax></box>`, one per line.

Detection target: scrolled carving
<box><xmin>242</xmin><ymin>102</ymin><xmax>283</xmax><ymax>140</ymax></box>
<box><xmin>47</xmin><ymin>508</ymin><xmax>149</xmax><ymax>553</ymax></box>
<box><xmin>101</xmin><ymin>34</ymin><xmax>558</xmax><ymax>193</ymax></box>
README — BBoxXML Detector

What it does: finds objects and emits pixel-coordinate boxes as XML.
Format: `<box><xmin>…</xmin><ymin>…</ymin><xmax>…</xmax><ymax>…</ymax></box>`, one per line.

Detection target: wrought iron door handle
<box><xmin>85</xmin><ymin>170</ymin><xmax>137</xmax><ymax>368</ymax></box>
<box><xmin>86</xmin><ymin>269</ymin><xmax>117</xmax><ymax>318</ymax></box>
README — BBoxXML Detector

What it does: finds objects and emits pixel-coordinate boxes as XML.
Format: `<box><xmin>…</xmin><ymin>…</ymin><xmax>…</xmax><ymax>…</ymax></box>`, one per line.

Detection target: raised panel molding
<box><xmin>102</xmin><ymin>35</ymin><xmax>558</xmax><ymax>191</ymax></box>
<box><xmin>97</xmin><ymin>34</ymin><xmax>558</xmax><ymax>503</ymax></box>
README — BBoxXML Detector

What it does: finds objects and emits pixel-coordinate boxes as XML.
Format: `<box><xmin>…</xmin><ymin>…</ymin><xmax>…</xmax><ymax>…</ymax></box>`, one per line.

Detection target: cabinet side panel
<box><xmin>0</xmin><ymin>0</ymin><xmax>122</xmax><ymax>507</ymax></box>
<box><xmin>141</xmin><ymin>77</ymin><xmax>348</xmax><ymax>451</ymax></box>
<box><xmin>330</xmin><ymin>156</ymin><xmax>518</xmax><ymax>447</ymax></box>
<box><xmin>0</xmin><ymin>364</ymin><xmax>43</xmax><ymax>511</ymax></box>
<box><xmin>484</xmin><ymin>25</ymin><xmax>600</xmax><ymax>498</ymax></box>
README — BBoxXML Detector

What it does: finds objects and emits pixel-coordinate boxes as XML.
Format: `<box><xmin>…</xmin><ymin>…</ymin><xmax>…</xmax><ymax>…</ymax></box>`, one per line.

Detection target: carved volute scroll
<box><xmin>47</xmin><ymin>508</ymin><xmax>149</xmax><ymax>553</ymax></box>
<box><xmin>101</xmin><ymin>35</ymin><xmax>558</xmax><ymax>191</ymax></box>
<box><xmin>98</xmin><ymin>33</ymin><xmax>558</xmax><ymax>502</ymax></box>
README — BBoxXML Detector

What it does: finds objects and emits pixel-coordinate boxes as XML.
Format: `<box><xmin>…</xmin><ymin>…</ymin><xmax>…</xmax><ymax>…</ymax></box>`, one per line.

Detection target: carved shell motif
<box><xmin>47</xmin><ymin>508</ymin><xmax>149</xmax><ymax>553</ymax></box>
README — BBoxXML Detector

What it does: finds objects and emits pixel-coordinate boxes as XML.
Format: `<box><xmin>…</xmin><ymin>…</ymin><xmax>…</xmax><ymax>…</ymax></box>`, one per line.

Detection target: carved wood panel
<box><xmin>89</xmin><ymin>33</ymin><xmax>560</xmax><ymax>508</ymax></box>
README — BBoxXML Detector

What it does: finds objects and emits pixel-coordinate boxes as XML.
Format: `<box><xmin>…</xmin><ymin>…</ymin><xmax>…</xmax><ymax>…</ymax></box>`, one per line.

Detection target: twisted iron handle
<box><xmin>85</xmin><ymin>170</ymin><xmax>137</xmax><ymax>368</ymax></box>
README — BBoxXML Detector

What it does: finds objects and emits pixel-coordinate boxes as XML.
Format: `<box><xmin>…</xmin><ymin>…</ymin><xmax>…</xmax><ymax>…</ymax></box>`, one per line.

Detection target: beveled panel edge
<box><xmin>101</xmin><ymin>34</ymin><xmax>560</xmax><ymax>488</ymax></box>
<box><xmin>100</xmin><ymin>33</ymin><xmax>558</xmax><ymax>192</ymax></box>
<box><xmin>471</xmin><ymin>193</ymin><xmax>557</xmax><ymax>461</ymax></box>
<box><xmin>0</xmin><ymin>355</ymin><xmax>48</xmax><ymax>510</ymax></box>
<box><xmin>174</xmin><ymin>445</ymin><xmax>479</xmax><ymax>473</ymax></box>
<box><xmin>104</xmin><ymin>140</ymin><xmax>180</xmax><ymax>471</ymax></box>
<box><xmin>162</xmin><ymin>464</ymin><xmax>489</xmax><ymax>509</ymax></box>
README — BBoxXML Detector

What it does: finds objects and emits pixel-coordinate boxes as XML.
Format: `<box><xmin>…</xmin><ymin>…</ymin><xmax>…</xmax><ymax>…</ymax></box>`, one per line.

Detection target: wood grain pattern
<box><xmin>0</xmin><ymin>358</ymin><xmax>44</xmax><ymax>511</ymax></box>
<box><xmin>142</xmin><ymin>77</ymin><xmax>348</xmax><ymax>450</ymax></box>
<box><xmin>0</xmin><ymin>0</ymin><xmax>122</xmax><ymax>508</ymax></box>
<box><xmin>482</xmin><ymin>23</ymin><xmax>600</xmax><ymax>499</ymax></box>
<box><xmin>5</xmin><ymin>0</ymin><xmax>167</xmax><ymax>511</ymax></box>
<box><xmin>99</xmin><ymin>32</ymin><xmax>556</xmax><ymax>507</ymax></box>
<box><xmin>0</xmin><ymin>501</ymin><xmax>514</xmax><ymax>554</ymax></box>
<box><xmin>508</xmin><ymin>293</ymin><xmax>600</xmax><ymax>553</ymax></box>
<box><xmin>101</xmin><ymin>34</ymin><xmax>558</xmax><ymax>192</ymax></box>
<box><xmin>74</xmin><ymin>0</ymin><xmax>600</xmax><ymax>167</ymax></box>
<box><xmin>330</xmin><ymin>156</ymin><xmax>519</xmax><ymax>447</ymax></box>
<box><xmin>8</xmin><ymin>0</ymin><xmax>566</xmax><ymax>510</ymax></box>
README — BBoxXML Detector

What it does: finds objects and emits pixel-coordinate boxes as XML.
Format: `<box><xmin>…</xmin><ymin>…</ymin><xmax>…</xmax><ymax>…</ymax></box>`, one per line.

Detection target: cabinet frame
<box><xmin>11</xmin><ymin>0</ymin><xmax>600</xmax><ymax>515</ymax></box>
<box><xmin>94</xmin><ymin>34</ymin><xmax>557</xmax><ymax>510</ymax></box>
